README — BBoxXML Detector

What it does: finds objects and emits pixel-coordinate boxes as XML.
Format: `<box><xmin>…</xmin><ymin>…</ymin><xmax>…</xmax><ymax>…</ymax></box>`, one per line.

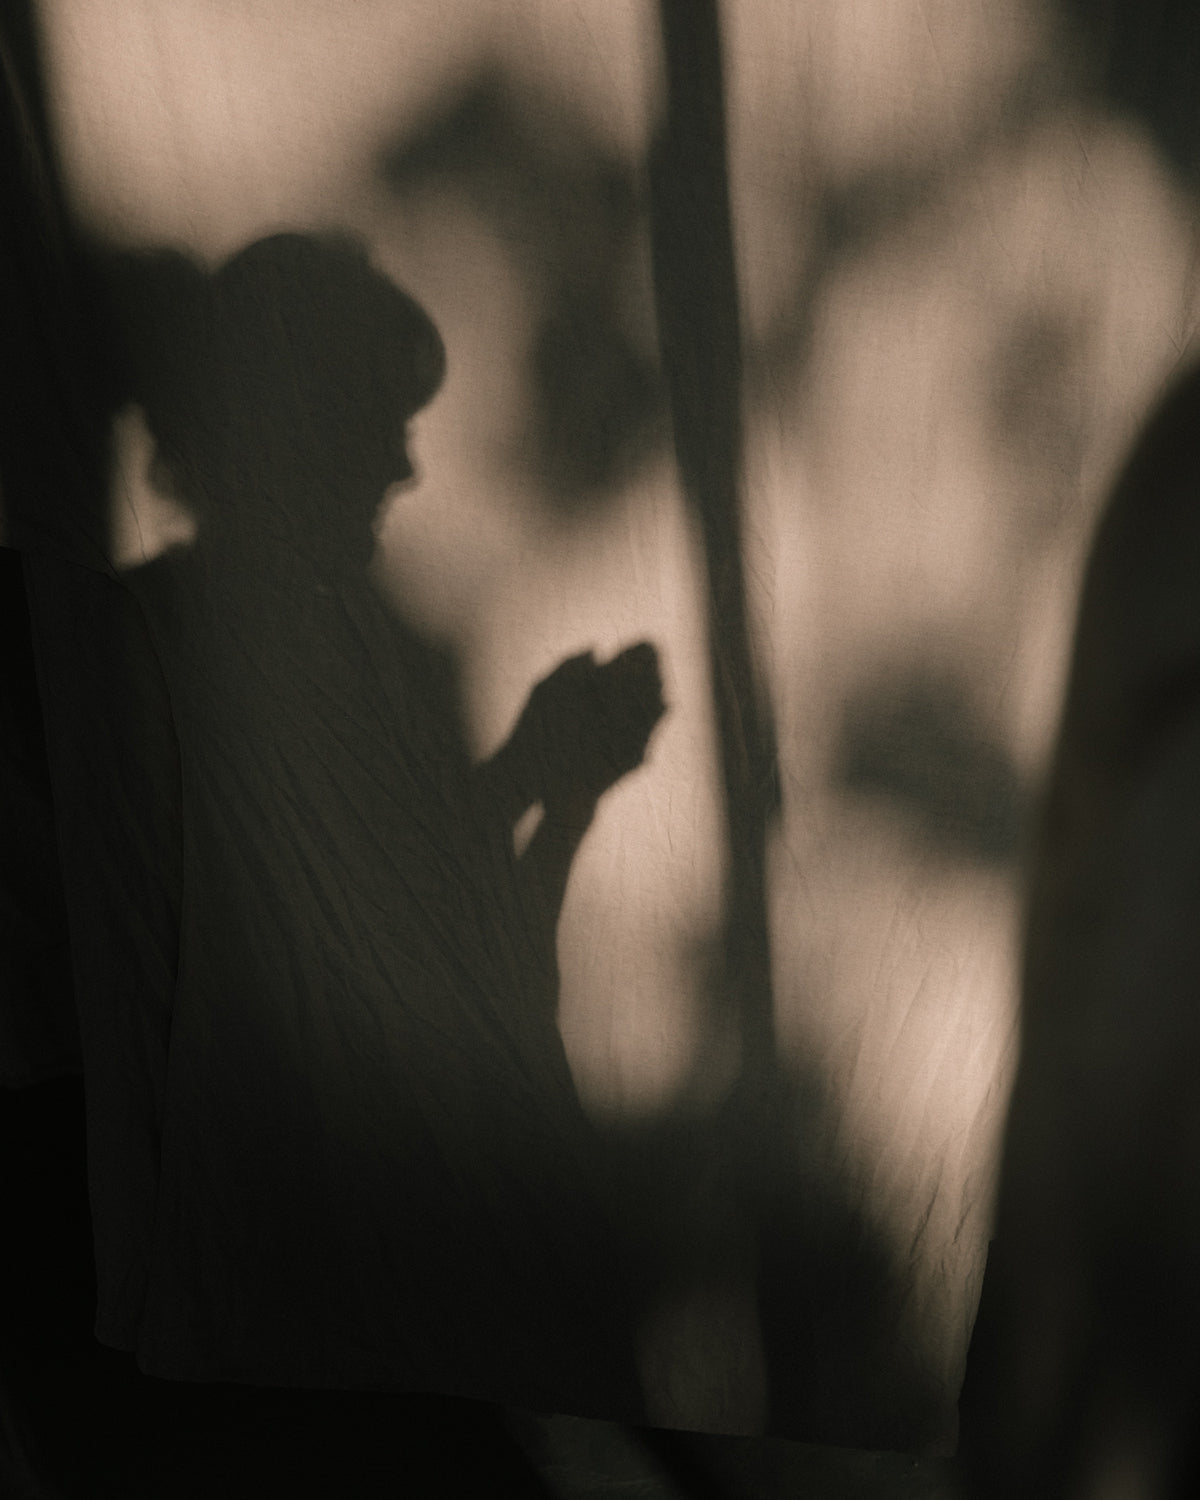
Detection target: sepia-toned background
<box><xmin>27</xmin><ymin>0</ymin><xmax>1200</xmax><ymax>1442</ymax></box>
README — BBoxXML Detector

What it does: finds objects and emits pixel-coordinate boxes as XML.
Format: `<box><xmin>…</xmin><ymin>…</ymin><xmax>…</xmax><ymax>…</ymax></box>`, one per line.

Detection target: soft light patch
<box><xmin>108</xmin><ymin>404</ymin><xmax>198</xmax><ymax>571</ymax></box>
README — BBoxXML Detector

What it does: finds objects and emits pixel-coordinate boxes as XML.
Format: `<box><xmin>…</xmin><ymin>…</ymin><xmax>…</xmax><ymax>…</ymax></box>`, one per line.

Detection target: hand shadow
<box><xmin>476</xmin><ymin>642</ymin><xmax>667</xmax><ymax>1021</ymax></box>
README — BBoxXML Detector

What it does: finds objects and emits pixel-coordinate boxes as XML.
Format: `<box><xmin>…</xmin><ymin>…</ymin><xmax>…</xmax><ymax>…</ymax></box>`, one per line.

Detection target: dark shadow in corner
<box><xmin>959</xmin><ymin>9</ymin><xmax>1200</xmax><ymax>1493</ymax></box>
<box><xmin>0</xmin><ymin>0</ymin><xmax>115</xmax><ymax>567</ymax></box>
<box><xmin>960</xmin><ymin>349</ymin><xmax>1200</xmax><ymax>1500</ymax></box>
<box><xmin>1056</xmin><ymin>0</ymin><xmax>1200</xmax><ymax>191</ymax></box>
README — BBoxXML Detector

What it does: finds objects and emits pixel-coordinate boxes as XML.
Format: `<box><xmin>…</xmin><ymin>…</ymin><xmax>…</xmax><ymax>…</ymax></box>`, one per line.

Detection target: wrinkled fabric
<box><xmin>6</xmin><ymin>0</ymin><xmax>1200</xmax><ymax>1458</ymax></box>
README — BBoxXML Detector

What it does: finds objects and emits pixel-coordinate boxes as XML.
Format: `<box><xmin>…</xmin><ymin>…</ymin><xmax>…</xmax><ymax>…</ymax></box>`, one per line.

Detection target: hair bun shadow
<box><xmin>81</xmin><ymin>232</ymin><xmax>445</xmax><ymax>507</ymax></box>
<box><xmin>85</xmin><ymin>244</ymin><xmax>219</xmax><ymax>484</ymax></box>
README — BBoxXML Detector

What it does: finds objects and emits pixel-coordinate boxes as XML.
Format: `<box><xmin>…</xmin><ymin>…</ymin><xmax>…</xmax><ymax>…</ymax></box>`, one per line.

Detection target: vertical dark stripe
<box><xmin>0</xmin><ymin>1</ymin><xmax>113</xmax><ymax>566</ymax></box>
<box><xmin>648</xmin><ymin>0</ymin><xmax>779</xmax><ymax>1082</ymax></box>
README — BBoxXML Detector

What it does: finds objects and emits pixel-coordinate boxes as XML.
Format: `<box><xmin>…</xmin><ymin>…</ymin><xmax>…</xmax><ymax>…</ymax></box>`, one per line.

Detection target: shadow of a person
<box><xmin>95</xmin><ymin>231</ymin><xmax>665</xmax><ymax>1421</ymax></box>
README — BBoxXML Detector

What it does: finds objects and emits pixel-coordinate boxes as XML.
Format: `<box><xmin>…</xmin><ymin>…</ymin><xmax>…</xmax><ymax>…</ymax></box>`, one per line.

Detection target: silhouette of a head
<box><xmin>103</xmin><ymin>232</ymin><xmax>445</xmax><ymax>561</ymax></box>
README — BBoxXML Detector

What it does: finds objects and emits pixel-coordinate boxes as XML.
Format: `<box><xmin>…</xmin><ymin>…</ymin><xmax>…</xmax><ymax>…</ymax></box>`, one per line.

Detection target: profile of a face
<box><xmin>109</xmin><ymin>232</ymin><xmax>445</xmax><ymax>569</ymax></box>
